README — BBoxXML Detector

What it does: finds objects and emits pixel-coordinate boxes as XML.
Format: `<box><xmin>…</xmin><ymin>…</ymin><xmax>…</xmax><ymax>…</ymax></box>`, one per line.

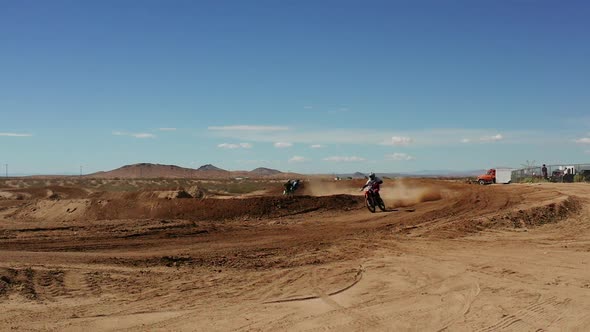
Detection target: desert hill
<box><xmin>86</xmin><ymin>163</ymin><xmax>299</xmax><ymax>179</ymax></box>
<box><xmin>250</xmin><ymin>167</ymin><xmax>282</xmax><ymax>176</ymax></box>
<box><xmin>87</xmin><ymin>163</ymin><xmax>228</xmax><ymax>179</ymax></box>
<box><xmin>197</xmin><ymin>164</ymin><xmax>226</xmax><ymax>172</ymax></box>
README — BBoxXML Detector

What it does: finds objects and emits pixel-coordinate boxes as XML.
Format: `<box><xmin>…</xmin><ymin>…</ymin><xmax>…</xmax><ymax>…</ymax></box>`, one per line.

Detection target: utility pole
<box><xmin>80</xmin><ymin>165</ymin><xmax>83</xmax><ymax>178</ymax></box>
<box><xmin>4</xmin><ymin>164</ymin><xmax>7</xmax><ymax>178</ymax></box>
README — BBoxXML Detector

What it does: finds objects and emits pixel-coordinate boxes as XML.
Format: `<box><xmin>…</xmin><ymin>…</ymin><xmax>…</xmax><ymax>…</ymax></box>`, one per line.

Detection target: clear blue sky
<box><xmin>1</xmin><ymin>0</ymin><xmax>589</xmax><ymax>175</ymax></box>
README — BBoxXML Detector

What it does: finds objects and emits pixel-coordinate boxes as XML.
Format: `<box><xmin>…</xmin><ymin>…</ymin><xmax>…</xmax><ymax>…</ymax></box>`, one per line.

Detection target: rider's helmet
<box><xmin>369</xmin><ymin>172</ymin><xmax>376</xmax><ymax>180</ymax></box>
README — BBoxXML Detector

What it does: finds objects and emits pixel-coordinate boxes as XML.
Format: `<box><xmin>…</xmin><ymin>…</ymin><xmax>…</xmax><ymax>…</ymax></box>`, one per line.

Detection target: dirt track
<box><xmin>1</xmin><ymin>180</ymin><xmax>590</xmax><ymax>331</ymax></box>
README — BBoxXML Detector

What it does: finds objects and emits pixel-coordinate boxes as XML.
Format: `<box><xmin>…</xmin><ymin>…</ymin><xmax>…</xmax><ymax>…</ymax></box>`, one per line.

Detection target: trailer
<box><xmin>477</xmin><ymin>168</ymin><xmax>514</xmax><ymax>185</ymax></box>
<box><xmin>495</xmin><ymin>168</ymin><xmax>514</xmax><ymax>184</ymax></box>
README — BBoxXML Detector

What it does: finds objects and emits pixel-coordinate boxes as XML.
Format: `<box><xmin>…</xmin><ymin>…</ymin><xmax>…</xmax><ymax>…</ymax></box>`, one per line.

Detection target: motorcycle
<box><xmin>362</xmin><ymin>183</ymin><xmax>386</xmax><ymax>213</ymax></box>
<box><xmin>283</xmin><ymin>180</ymin><xmax>301</xmax><ymax>195</ymax></box>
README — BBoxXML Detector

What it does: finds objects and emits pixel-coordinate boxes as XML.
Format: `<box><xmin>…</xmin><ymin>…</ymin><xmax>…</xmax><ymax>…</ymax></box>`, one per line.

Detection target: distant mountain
<box><xmin>250</xmin><ymin>167</ymin><xmax>282</xmax><ymax>176</ymax></box>
<box><xmin>197</xmin><ymin>164</ymin><xmax>227</xmax><ymax>172</ymax></box>
<box><xmin>87</xmin><ymin>163</ymin><xmax>228</xmax><ymax>179</ymax></box>
<box><xmin>84</xmin><ymin>163</ymin><xmax>303</xmax><ymax>179</ymax></box>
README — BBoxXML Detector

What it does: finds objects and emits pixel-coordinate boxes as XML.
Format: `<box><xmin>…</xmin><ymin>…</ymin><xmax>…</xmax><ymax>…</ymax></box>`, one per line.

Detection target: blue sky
<box><xmin>1</xmin><ymin>0</ymin><xmax>590</xmax><ymax>175</ymax></box>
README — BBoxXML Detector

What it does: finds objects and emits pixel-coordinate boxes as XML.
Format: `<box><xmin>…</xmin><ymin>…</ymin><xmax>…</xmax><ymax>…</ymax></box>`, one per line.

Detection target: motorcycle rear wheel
<box><xmin>366</xmin><ymin>196</ymin><xmax>376</xmax><ymax>213</ymax></box>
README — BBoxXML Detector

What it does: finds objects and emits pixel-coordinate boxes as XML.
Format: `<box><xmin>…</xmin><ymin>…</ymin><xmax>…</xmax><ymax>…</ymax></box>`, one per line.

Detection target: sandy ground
<box><xmin>1</xmin><ymin>180</ymin><xmax>589</xmax><ymax>331</ymax></box>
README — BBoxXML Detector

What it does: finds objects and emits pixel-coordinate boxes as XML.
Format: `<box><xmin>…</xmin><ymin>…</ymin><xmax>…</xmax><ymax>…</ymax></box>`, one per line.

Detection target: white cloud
<box><xmin>218</xmin><ymin>143</ymin><xmax>240</xmax><ymax>149</ymax></box>
<box><xmin>381</xmin><ymin>136</ymin><xmax>413</xmax><ymax>146</ymax></box>
<box><xmin>328</xmin><ymin>107</ymin><xmax>350</xmax><ymax>114</ymax></box>
<box><xmin>208</xmin><ymin>125</ymin><xmax>289</xmax><ymax>131</ymax></box>
<box><xmin>207</xmin><ymin>127</ymin><xmax>563</xmax><ymax>146</ymax></box>
<box><xmin>133</xmin><ymin>133</ymin><xmax>156</xmax><ymax>139</ymax></box>
<box><xmin>0</xmin><ymin>132</ymin><xmax>32</xmax><ymax>137</ymax></box>
<box><xmin>461</xmin><ymin>138</ymin><xmax>471</xmax><ymax>143</ymax></box>
<box><xmin>323</xmin><ymin>156</ymin><xmax>366</xmax><ymax>162</ymax></box>
<box><xmin>385</xmin><ymin>153</ymin><xmax>415</xmax><ymax>161</ymax></box>
<box><xmin>310</xmin><ymin>144</ymin><xmax>324</xmax><ymax>148</ymax></box>
<box><xmin>218</xmin><ymin>142</ymin><xmax>253</xmax><ymax>149</ymax></box>
<box><xmin>575</xmin><ymin>137</ymin><xmax>590</xmax><ymax>144</ymax></box>
<box><xmin>274</xmin><ymin>142</ymin><xmax>293</xmax><ymax>148</ymax></box>
<box><xmin>289</xmin><ymin>156</ymin><xmax>308</xmax><ymax>163</ymax></box>
<box><xmin>158</xmin><ymin>128</ymin><xmax>177</xmax><ymax>131</ymax></box>
<box><xmin>480</xmin><ymin>134</ymin><xmax>503</xmax><ymax>142</ymax></box>
<box><xmin>113</xmin><ymin>131</ymin><xmax>155</xmax><ymax>139</ymax></box>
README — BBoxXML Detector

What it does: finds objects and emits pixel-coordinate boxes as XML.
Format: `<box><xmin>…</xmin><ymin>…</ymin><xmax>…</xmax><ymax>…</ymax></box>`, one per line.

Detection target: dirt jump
<box><xmin>1</xmin><ymin>178</ymin><xmax>590</xmax><ymax>331</ymax></box>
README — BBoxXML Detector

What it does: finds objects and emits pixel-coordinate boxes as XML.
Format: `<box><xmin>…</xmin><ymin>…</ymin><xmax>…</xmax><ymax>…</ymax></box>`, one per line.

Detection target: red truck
<box><xmin>477</xmin><ymin>169</ymin><xmax>496</xmax><ymax>185</ymax></box>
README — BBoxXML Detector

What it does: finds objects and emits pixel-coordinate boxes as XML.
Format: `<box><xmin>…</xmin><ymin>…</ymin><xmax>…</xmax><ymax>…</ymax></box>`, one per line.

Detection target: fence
<box><xmin>511</xmin><ymin>163</ymin><xmax>590</xmax><ymax>183</ymax></box>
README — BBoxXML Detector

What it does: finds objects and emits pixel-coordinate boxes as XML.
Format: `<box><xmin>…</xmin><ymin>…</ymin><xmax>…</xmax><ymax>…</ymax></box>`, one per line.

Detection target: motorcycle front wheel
<box><xmin>377</xmin><ymin>197</ymin><xmax>386</xmax><ymax>211</ymax></box>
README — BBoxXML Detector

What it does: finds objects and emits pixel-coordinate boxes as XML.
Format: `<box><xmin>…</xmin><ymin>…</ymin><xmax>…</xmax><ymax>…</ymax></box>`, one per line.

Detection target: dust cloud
<box><xmin>302</xmin><ymin>181</ymin><xmax>361</xmax><ymax>197</ymax></box>
<box><xmin>302</xmin><ymin>179</ymin><xmax>442</xmax><ymax>208</ymax></box>
<box><xmin>380</xmin><ymin>179</ymin><xmax>442</xmax><ymax>208</ymax></box>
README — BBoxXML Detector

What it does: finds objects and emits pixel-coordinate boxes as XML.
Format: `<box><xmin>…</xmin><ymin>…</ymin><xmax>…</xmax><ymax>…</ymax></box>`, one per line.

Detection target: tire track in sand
<box><xmin>477</xmin><ymin>295</ymin><xmax>571</xmax><ymax>332</ymax></box>
<box><xmin>262</xmin><ymin>265</ymin><xmax>363</xmax><ymax>304</ymax></box>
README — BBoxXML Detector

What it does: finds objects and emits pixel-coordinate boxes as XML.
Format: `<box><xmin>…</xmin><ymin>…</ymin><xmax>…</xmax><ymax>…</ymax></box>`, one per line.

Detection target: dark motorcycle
<box><xmin>363</xmin><ymin>184</ymin><xmax>386</xmax><ymax>213</ymax></box>
<box><xmin>283</xmin><ymin>180</ymin><xmax>301</xmax><ymax>195</ymax></box>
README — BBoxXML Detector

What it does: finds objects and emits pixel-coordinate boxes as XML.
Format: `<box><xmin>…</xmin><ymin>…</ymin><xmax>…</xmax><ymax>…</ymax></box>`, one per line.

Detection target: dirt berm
<box><xmin>11</xmin><ymin>194</ymin><xmax>363</xmax><ymax>222</ymax></box>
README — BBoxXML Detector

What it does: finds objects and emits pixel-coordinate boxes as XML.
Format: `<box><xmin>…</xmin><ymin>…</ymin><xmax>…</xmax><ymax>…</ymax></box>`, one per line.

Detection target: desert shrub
<box><xmin>574</xmin><ymin>174</ymin><xmax>586</xmax><ymax>182</ymax></box>
<box><xmin>519</xmin><ymin>177</ymin><xmax>549</xmax><ymax>183</ymax></box>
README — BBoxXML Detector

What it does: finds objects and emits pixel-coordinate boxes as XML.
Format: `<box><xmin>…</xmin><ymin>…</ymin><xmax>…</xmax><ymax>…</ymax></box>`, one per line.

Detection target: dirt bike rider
<box><xmin>361</xmin><ymin>173</ymin><xmax>383</xmax><ymax>197</ymax></box>
<box><xmin>284</xmin><ymin>179</ymin><xmax>292</xmax><ymax>193</ymax></box>
<box><xmin>283</xmin><ymin>179</ymin><xmax>299</xmax><ymax>194</ymax></box>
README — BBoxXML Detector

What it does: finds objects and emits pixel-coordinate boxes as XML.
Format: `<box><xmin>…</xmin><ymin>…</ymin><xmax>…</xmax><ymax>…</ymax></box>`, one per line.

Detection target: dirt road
<box><xmin>1</xmin><ymin>180</ymin><xmax>589</xmax><ymax>331</ymax></box>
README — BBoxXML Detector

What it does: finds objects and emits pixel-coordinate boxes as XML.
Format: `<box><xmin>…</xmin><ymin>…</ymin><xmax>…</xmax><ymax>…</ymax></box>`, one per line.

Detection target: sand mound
<box><xmin>414</xmin><ymin>191</ymin><xmax>582</xmax><ymax>238</ymax></box>
<box><xmin>10</xmin><ymin>194</ymin><xmax>362</xmax><ymax>223</ymax></box>
<box><xmin>10</xmin><ymin>199</ymin><xmax>91</xmax><ymax>222</ymax></box>
<box><xmin>139</xmin><ymin>190</ymin><xmax>194</xmax><ymax>200</ymax></box>
<box><xmin>84</xmin><ymin>194</ymin><xmax>362</xmax><ymax>221</ymax></box>
<box><xmin>485</xmin><ymin>195</ymin><xmax>581</xmax><ymax>228</ymax></box>
<box><xmin>186</xmin><ymin>185</ymin><xmax>206</xmax><ymax>199</ymax></box>
<box><xmin>4</xmin><ymin>186</ymin><xmax>90</xmax><ymax>200</ymax></box>
<box><xmin>0</xmin><ymin>191</ymin><xmax>28</xmax><ymax>200</ymax></box>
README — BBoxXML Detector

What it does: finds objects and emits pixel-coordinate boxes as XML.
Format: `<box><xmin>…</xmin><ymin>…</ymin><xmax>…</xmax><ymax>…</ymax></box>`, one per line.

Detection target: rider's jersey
<box><xmin>363</xmin><ymin>177</ymin><xmax>383</xmax><ymax>190</ymax></box>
